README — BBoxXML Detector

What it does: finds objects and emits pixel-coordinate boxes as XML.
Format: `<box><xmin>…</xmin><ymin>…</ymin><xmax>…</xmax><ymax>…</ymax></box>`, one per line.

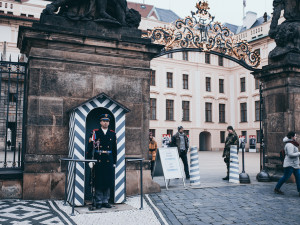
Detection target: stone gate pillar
<box><xmin>17</xmin><ymin>13</ymin><xmax>163</xmax><ymax>199</ymax></box>
<box><xmin>252</xmin><ymin>0</ymin><xmax>300</xmax><ymax>177</ymax></box>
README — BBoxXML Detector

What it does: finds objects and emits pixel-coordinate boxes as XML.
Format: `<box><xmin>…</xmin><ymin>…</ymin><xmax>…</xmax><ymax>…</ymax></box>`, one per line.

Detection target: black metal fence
<box><xmin>0</xmin><ymin>58</ymin><xmax>27</xmax><ymax>170</ymax></box>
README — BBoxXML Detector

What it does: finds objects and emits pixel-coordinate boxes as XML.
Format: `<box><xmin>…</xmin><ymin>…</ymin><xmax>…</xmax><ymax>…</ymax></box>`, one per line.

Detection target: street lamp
<box><xmin>256</xmin><ymin>82</ymin><xmax>271</xmax><ymax>182</ymax></box>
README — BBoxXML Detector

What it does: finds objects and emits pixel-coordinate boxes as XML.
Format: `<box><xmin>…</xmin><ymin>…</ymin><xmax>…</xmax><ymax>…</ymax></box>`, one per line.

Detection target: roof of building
<box><xmin>127</xmin><ymin>2</ymin><xmax>157</xmax><ymax>19</ymax></box>
<box><xmin>155</xmin><ymin>8</ymin><xmax>181</xmax><ymax>23</ymax></box>
<box><xmin>223</xmin><ymin>15</ymin><xmax>271</xmax><ymax>34</ymax></box>
<box><xmin>250</xmin><ymin>15</ymin><xmax>271</xmax><ymax>29</ymax></box>
<box><xmin>127</xmin><ymin>1</ymin><xmax>180</xmax><ymax>23</ymax></box>
<box><xmin>223</xmin><ymin>23</ymin><xmax>239</xmax><ymax>34</ymax></box>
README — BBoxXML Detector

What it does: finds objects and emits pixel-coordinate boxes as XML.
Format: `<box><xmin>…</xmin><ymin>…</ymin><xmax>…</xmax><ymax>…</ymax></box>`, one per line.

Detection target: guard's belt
<box><xmin>95</xmin><ymin>150</ymin><xmax>112</xmax><ymax>154</ymax></box>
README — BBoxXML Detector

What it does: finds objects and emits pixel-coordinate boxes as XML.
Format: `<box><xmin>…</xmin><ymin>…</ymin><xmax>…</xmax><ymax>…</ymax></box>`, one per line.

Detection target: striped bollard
<box><xmin>229</xmin><ymin>145</ymin><xmax>240</xmax><ymax>183</ymax></box>
<box><xmin>189</xmin><ymin>146</ymin><xmax>201</xmax><ymax>186</ymax></box>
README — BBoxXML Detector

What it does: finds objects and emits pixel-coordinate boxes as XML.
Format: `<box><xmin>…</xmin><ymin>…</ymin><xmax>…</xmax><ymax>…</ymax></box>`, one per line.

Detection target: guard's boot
<box><xmin>88</xmin><ymin>205</ymin><xmax>96</xmax><ymax>211</ymax></box>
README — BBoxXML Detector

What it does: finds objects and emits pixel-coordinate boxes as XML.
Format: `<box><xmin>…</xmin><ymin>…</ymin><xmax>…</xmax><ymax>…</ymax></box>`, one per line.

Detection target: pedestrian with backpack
<box><xmin>274</xmin><ymin>131</ymin><xmax>300</xmax><ymax>197</ymax></box>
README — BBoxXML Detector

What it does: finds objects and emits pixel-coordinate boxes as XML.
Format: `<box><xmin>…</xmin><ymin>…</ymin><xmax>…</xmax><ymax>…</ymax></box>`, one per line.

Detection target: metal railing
<box><xmin>60</xmin><ymin>157</ymin><xmax>144</xmax><ymax>216</ymax></box>
<box><xmin>0</xmin><ymin>58</ymin><xmax>27</xmax><ymax>170</ymax></box>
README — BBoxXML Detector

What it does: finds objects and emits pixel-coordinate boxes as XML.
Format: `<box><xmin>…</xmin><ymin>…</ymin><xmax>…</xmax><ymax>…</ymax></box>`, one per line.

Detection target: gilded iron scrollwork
<box><xmin>144</xmin><ymin>1</ymin><xmax>260</xmax><ymax>69</ymax></box>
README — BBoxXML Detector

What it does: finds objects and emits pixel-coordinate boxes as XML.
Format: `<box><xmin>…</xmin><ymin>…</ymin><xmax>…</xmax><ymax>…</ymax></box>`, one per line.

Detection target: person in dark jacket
<box><xmin>87</xmin><ymin>114</ymin><xmax>117</xmax><ymax>209</ymax></box>
<box><xmin>171</xmin><ymin>126</ymin><xmax>190</xmax><ymax>179</ymax></box>
<box><xmin>222</xmin><ymin>126</ymin><xmax>239</xmax><ymax>180</ymax></box>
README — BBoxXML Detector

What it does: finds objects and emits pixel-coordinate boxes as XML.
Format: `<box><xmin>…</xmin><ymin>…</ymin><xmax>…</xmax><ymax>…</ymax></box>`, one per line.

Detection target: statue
<box><xmin>268</xmin><ymin>0</ymin><xmax>300</xmax><ymax>61</ymax></box>
<box><xmin>42</xmin><ymin>0</ymin><xmax>141</xmax><ymax>28</ymax></box>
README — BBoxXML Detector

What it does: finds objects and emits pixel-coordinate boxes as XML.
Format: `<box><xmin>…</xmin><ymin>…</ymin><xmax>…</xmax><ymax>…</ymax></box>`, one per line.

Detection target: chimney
<box><xmin>263</xmin><ymin>12</ymin><xmax>267</xmax><ymax>22</ymax></box>
<box><xmin>243</xmin><ymin>11</ymin><xmax>257</xmax><ymax>29</ymax></box>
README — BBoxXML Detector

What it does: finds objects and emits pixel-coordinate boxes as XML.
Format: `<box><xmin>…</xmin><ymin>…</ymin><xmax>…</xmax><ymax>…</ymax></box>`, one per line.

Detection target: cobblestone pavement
<box><xmin>149</xmin><ymin>182</ymin><xmax>300</xmax><ymax>225</ymax></box>
<box><xmin>0</xmin><ymin>196</ymin><xmax>160</xmax><ymax>225</ymax></box>
<box><xmin>0</xmin><ymin>200</ymin><xmax>75</xmax><ymax>225</ymax></box>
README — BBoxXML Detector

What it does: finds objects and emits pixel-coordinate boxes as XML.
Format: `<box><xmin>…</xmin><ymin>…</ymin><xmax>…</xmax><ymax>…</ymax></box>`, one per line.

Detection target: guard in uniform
<box><xmin>87</xmin><ymin>114</ymin><xmax>117</xmax><ymax>209</ymax></box>
<box><xmin>222</xmin><ymin>126</ymin><xmax>239</xmax><ymax>180</ymax></box>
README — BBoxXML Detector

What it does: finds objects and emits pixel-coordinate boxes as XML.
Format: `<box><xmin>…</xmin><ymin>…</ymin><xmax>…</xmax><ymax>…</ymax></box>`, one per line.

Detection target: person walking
<box><xmin>222</xmin><ymin>126</ymin><xmax>239</xmax><ymax>180</ymax></box>
<box><xmin>149</xmin><ymin>132</ymin><xmax>158</xmax><ymax>173</ymax></box>
<box><xmin>274</xmin><ymin>131</ymin><xmax>300</xmax><ymax>196</ymax></box>
<box><xmin>87</xmin><ymin>114</ymin><xmax>117</xmax><ymax>210</ymax></box>
<box><xmin>171</xmin><ymin>126</ymin><xmax>190</xmax><ymax>179</ymax></box>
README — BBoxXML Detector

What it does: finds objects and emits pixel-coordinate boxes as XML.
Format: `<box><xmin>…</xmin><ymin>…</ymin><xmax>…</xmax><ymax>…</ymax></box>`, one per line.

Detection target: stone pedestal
<box><xmin>252</xmin><ymin>58</ymin><xmax>300</xmax><ymax>177</ymax></box>
<box><xmin>18</xmin><ymin>15</ymin><xmax>163</xmax><ymax>199</ymax></box>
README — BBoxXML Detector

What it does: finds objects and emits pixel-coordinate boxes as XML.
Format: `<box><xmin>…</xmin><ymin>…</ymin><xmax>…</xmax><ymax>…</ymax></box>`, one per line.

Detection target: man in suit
<box><xmin>87</xmin><ymin>114</ymin><xmax>117</xmax><ymax>210</ymax></box>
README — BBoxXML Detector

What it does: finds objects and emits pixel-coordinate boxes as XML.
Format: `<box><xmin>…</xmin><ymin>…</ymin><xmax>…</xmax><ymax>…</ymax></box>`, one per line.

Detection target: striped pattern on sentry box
<box><xmin>67</xmin><ymin>93</ymin><xmax>129</xmax><ymax>206</ymax></box>
<box><xmin>229</xmin><ymin>145</ymin><xmax>240</xmax><ymax>184</ymax></box>
<box><xmin>189</xmin><ymin>146</ymin><xmax>201</xmax><ymax>185</ymax></box>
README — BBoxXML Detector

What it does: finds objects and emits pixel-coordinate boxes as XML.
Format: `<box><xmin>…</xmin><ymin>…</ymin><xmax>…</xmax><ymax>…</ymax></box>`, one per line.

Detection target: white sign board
<box><xmin>152</xmin><ymin>147</ymin><xmax>185</xmax><ymax>189</ymax></box>
<box><xmin>159</xmin><ymin>147</ymin><xmax>183</xmax><ymax>179</ymax></box>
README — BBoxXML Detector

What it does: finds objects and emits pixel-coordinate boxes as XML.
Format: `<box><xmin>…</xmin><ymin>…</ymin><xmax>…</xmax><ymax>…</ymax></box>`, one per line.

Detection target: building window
<box><xmin>167</xmin><ymin>129</ymin><xmax>173</xmax><ymax>136</ymax></box>
<box><xmin>9</xmin><ymin>93</ymin><xmax>17</xmax><ymax>104</ymax></box>
<box><xmin>240</xmin><ymin>77</ymin><xmax>246</xmax><ymax>92</ymax></box>
<box><xmin>182</xmin><ymin>51</ymin><xmax>188</xmax><ymax>61</ymax></box>
<box><xmin>205</xmin><ymin>102</ymin><xmax>212</xmax><ymax>122</ymax></box>
<box><xmin>219</xmin><ymin>79</ymin><xmax>224</xmax><ymax>93</ymax></box>
<box><xmin>255</xmin><ymin>79</ymin><xmax>260</xmax><ymax>90</ymax></box>
<box><xmin>240</xmin><ymin>103</ymin><xmax>247</xmax><ymax>122</ymax></box>
<box><xmin>10</xmin><ymin>4</ymin><xmax>13</xmax><ymax>9</ymax></box>
<box><xmin>167</xmin><ymin>53</ymin><xmax>173</xmax><ymax>59</ymax></box>
<box><xmin>183</xmin><ymin>74</ymin><xmax>188</xmax><ymax>89</ymax></box>
<box><xmin>220</xmin><ymin>131</ymin><xmax>225</xmax><ymax>143</ymax></box>
<box><xmin>183</xmin><ymin>130</ymin><xmax>189</xmax><ymax>136</ymax></box>
<box><xmin>242</xmin><ymin>131</ymin><xmax>247</xmax><ymax>143</ymax></box>
<box><xmin>150</xmin><ymin>70</ymin><xmax>155</xmax><ymax>86</ymax></box>
<box><xmin>182</xmin><ymin>101</ymin><xmax>190</xmax><ymax>121</ymax></box>
<box><xmin>28</xmin><ymin>14</ymin><xmax>34</xmax><ymax>18</ymax></box>
<box><xmin>7</xmin><ymin>11</ymin><xmax>13</xmax><ymax>15</ymax></box>
<box><xmin>205</xmin><ymin>53</ymin><xmax>210</xmax><ymax>64</ymax></box>
<box><xmin>206</xmin><ymin>77</ymin><xmax>211</xmax><ymax>92</ymax></box>
<box><xmin>256</xmin><ymin>130</ymin><xmax>261</xmax><ymax>143</ymax></box>
<box><xmin>150</xmin><ymin>98</ymin><xmax>156</xmax><ymax>120</ymax></box>
<box><xmin>0</xmin><ymin>2</ymin><xmax>2</xmax><ymax>7</ymax></box>
<box><xmin>21</xmin><ymin>13</ymin><xmax>26</xmax><ymax>17</ymax></box>
<box><xmin>219</xmin><ymin>104</ymin><xmax>225</xmax><ymax>123</ymax></box>
<box><xmin>149</xmin><ymin>129</ymin><xmax>156</xmax><ymax>137</ymax></box>
<box><xmin>5</xmin><ymin>3</ymin><xmax>7</xmax><ymax>8</ymax></box>
<box><xmin>218</xmin><ymin>56</ymin><xmax>223</xmax><ymax>66</ymax></box>
<box><xmin>167</xmin><ymin>72</ymin><xmax>173</xmax><ymax>88</ymax></box>
<box><xmin>255</xmin><ymin>101</ymin><xmax>260</xmax><ymax>121</ymax></box>
<box><xmin>166</xmin><ymin>100</ymin><xmax>174</xmax><ymax>120</ymax></box>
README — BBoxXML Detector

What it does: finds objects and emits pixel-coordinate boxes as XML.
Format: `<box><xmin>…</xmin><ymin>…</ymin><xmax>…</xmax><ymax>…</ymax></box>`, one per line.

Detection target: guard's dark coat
<box><xmin>87</xmin><ymin>128</ymin><xmax>117</xmax><ymax>189</ymax></box>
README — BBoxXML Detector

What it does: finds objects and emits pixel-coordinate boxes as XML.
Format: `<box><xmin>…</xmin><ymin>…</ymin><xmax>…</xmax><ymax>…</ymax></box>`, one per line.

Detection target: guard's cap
<box><xmin>178</xmin><ymin>126</ymin><xmax>183</xmax><ymax>131</ymax></box>
<box><xmin>100</xmin><ymin>114</ymin><xmax>111</xmax><ymax>122</ymax></box>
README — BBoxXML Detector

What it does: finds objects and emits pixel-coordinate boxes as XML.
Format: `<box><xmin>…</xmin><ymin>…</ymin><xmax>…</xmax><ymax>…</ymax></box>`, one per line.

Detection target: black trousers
<box><xmin>179</xmin><ymin>152</ymin><xmax>190</xmax><ymax>178</ymax></box>
<box><xmin>224</xmin><ymin>157</ymin><xmax>230</xmax><ymax>176</ymax></box>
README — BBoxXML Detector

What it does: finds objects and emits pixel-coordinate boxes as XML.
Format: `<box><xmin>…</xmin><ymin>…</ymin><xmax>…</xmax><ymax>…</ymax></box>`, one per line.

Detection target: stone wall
<box><xmin>18</xmin><ymin>18</ymin><xmax>162</xmax><ymax>199</ymax></box>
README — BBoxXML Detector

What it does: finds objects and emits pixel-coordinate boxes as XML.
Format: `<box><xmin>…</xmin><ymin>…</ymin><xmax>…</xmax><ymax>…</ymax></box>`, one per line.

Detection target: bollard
<box><xmin>229</xmin><ymin>145</ymin><xmax>239</xmax><ymax>184</ymax></box>
<box><xmin>189</xmin><ymin>146</ymin><xmax>201</xmax><ymax>186</ymax></box>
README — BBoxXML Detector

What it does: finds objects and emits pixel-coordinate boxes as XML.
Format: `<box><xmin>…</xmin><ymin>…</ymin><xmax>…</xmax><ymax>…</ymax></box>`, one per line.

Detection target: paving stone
<box><xmin>149</xmin><ymin>183</ymin><xmax>300</xmax><ymax>225</ymax></box>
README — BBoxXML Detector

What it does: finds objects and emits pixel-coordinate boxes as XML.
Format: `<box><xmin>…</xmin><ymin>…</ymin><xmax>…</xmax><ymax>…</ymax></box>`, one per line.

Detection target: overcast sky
<box><xmin>131</xmin><ymin>0</ymin><xmax>274</xmax><ymax>25</ymax></box>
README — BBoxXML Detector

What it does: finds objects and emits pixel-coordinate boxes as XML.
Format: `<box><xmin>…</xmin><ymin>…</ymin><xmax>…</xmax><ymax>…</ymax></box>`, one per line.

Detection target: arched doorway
<box><xmin>199</xmin><ymin>132</ymin><xmax>211</xmax><ymax>151</ymax></box>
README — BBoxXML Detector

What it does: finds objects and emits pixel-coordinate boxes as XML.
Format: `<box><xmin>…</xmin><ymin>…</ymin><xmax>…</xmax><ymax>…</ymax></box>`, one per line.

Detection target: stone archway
<box><xmin>199</xmin><ymin>131</ymin><xmax>211</xmax><ymax>151</ymax></box>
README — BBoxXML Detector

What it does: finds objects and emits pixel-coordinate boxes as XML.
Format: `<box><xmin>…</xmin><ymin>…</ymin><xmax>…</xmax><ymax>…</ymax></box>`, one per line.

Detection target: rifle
<box><xmin>88</xmin><ymin>137</ymin><xmax>97</xmax><ymax>211</ymax></box>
